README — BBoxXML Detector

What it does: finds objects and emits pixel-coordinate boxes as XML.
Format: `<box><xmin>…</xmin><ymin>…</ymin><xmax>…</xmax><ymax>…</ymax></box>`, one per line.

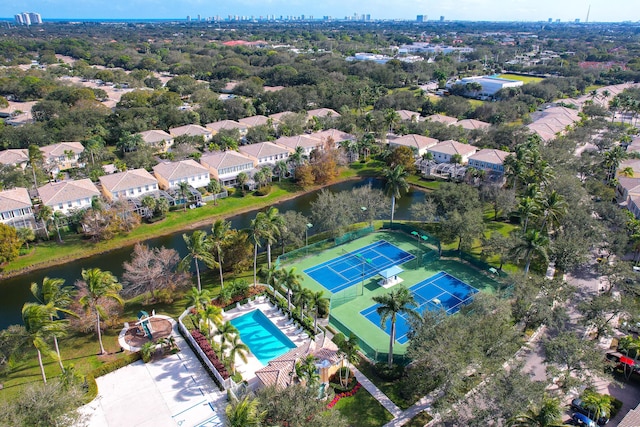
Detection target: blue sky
<box><xmin>3</xmin><ymin>0</ymin><xmax>639</xmax><ymax>22</ymax></box>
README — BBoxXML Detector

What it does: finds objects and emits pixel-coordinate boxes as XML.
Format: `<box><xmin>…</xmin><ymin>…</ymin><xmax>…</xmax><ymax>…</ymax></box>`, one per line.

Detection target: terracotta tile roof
<box><xmin>390</xmin><ymin>134</ymin><xmax>439</xmax><ymax>150</ymax></box>
<box><xmin>618</xmin><ymin>402</ymin><xmax>640</xmax><ymax>427</ymax></box>
<box><xmin>205</xmin><ymin>120</ymin><xmax>247</xmax><ymax>132</ymax></box>
<box><xmin>99</xmin><ymin>168</ymin><xmax>158</xmax><ymax>193</ymax></box>
<box><xmin>429</xmin><ymin>140</ymin><xmax>477</xmax><ymax>156</ymax></box>
<box><xmin>268</xmin><ymin>111</ymin><xmax>296</xmax><ymax>122</ymax></box>
<box><xmin>618</xmin><ymin>177</ymin><xmax>640</xmax><ymax>196</ymax></box>
<box><xmin>396</xmin><ymin>110</ymin><xmax>421</xmax><ymax>121</ymax></box>
<box><xmin>0</xmin><ymin>149</ymin><xmax>28</xmax><ymax>166</ymax></box>
<box><xmin>311</xmin><ymin>129</ymin><xmax>356</xmax><ymax>143</ymax></box>
<box><xmin>40</xmin><ymin>142</ymin><xmax>84</xmax><ymax>157</ymax></box>
<box><xmin>138</xmin><ymin>129</ymin><xmax>173</xmax><ymax>144</ymax></box>
<box><xmin>425</xmin><ymin>114</ymin><xmax>458</xmax><ymax>125</ymax></box>
<box><xmin>0</xmin><ymin>187</ymin><xmax>32</xmax><ymax>211</ymax></box>
<box><xmin>239</xmin><ymin>142</ymin><xmax>292</xmax><ymax>159</ymax></box>
<box><xmin>169</xmin><ymin>124</ymin><xmax>211</xmax><ymax>137</ymax></box>
<box><xmin>468</xmin><ymin>148</ymin><xmax>510</xmax><ymax>164</ymax></box>
<box><xmin>238</xmin><ymin>115</ymin><xmax>270</xmax><ymax>128</ymax></box>
<box><xmin>38</xmin><ymin>179</ymin><xmax>100</xmax><ymax>207</ymax></box>
<box><xmin>275</xmin><ymin>135</ymin><xmax>323</xmax><ymax>150</ymax></box>
<box><xmin>200</xmin><ymin>151</ymin><xmax>255</xmax><ymax>170</ymax></box>
<box><xmin>152</xmin><ymin>160</ymin><xmax>209</xmax><ymax>181</ymax></box>
<box><xmin>307</xmin><ymin>108</ymin><xmax>340</xmax><ymax>119</ymax></box>
<box><xmin>456</xmin><ymin>119</ymin><xmax>491</xmax><ymax>130</ymax></box>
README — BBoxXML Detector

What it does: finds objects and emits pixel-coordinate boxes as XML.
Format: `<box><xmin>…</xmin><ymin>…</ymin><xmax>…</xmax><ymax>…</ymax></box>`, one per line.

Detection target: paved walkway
<box><xmin>351</xmin><ymin>364</ymin><xmax>402</xmax><ymax>418</ymax></box>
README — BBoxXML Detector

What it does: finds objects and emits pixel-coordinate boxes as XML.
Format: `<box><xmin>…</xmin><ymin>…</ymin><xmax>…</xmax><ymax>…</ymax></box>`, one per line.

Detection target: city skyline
<box><xmin>2</xmin><ymin>0</ymin><xmax>640</xmax><ymax>22</ymax></box>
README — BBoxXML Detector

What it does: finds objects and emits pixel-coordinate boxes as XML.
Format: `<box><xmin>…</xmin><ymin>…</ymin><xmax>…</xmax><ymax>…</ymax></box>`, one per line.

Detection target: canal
<box><xmin>0</xmin><ymin>178</ymin><xmax>427</xmax><ymax>329</ymax></box>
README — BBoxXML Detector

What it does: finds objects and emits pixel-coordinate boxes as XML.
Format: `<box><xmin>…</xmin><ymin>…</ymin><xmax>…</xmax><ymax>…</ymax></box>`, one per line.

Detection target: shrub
<box><xmin>374</xmin><ymin>362</ymin><xmax>405</xmax><ymax>381</ymax></box>
<box><xmin>327</xmin><ymin>382</ymin><xmax>362</xmax><ymax>408</ymax></box>
<box><xmin>191</xmin><ymin>329</ymin><xmax>230</xmax><ymax>379</ymax></box>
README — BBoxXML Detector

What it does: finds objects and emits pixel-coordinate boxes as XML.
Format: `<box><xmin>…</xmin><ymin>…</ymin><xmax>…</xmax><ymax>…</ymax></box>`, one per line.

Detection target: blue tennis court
<box><xmin>361</xmin><ymin>271</ymin><xmax>478</xmax><ymax>344</ymax></box>
<box><xmin>304</xmin><ymin>240</ymin><xmax>415</xmax><ymax>293</ymax></box>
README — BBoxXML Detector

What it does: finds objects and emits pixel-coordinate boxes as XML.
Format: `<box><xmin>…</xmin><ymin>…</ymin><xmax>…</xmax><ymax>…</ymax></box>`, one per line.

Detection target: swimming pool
<box><xmin>230</xmin><ymin>309</ymin><xmax>296</xmax><ymax>365</ymax></box>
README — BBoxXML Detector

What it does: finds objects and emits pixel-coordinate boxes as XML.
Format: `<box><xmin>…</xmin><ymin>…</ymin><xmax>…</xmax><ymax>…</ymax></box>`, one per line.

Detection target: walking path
<box><xmin>350</xmin><ymin>364</ymin><xmax>403</xmax><ymax>418</ymax></box>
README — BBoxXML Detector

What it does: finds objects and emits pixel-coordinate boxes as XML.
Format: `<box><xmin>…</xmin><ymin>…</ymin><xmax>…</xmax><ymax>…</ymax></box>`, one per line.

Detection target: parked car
<box><xmin>570</xmin><ymin>412</ymin><xmax>597</xmax><ymax>427</ymax></box>
<box><xmin>571</xmin><ymin>398</ymin><xmax>609</xmax><ymax>426</ymax></box>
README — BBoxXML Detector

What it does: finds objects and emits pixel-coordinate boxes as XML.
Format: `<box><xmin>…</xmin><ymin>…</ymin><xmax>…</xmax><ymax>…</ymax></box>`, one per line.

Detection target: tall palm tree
<box><xmin>177</xmin><ymin>181</ymin><xmax>190</xmax><ymax>211</ymax></box>
<box><xmin>210</xmin><ymin>219</ymin><xmax>231</xmax><ymax>289</ymax></box>
<box><xmin>295</xmin><ymin>354</ymin><xmax>320</xmax><ymax>387</ymax></box>
<box><xmin>198</xmin><ymin>304</ymin><xmax>223</xmax><ymax>338</ymax></box>
<box><xmin>309</xmin><ymin>290</ymin><xmax>329</xmax><ymax>333</ymax></box>
<box><xmin>225</xmin><ymin>394</ymin><xmax>266</xmax><ymax>427</ymax></box>
<box><xmin>259</xmin><ymin>264</ymin><xmax>279</xmax><ymax>289</ymax></box>
<box><xmin>30</xmin><ymin>277</ymin><xmax>76</xmax><ymax>373</ymax></box>
<box><xmin>278</xmin><ymin>267</ymin><xmax>302</xmax><ymax>311</ymax></box>
<box><xmin>227</xmin><ymin>334</ymin><xmax>249</xmax><ymax>374</ymax></box>
<box><xmin>236</xmin><ymin>172</ymin><xmax>249</xmax><ymax>194</ymax></box>
<box><xmin>181</xmin><ymin>230</ymin><xmax>216</xmax><ymax>291</ymax></box>
<box><xmin>79</xmin><ymin>268</ymin><xmax>123</xmax><ymax>355</ymax></box>
<box><xmin>185</xmin><ymin>287</ymin><xmax>212</xmax><ymax>312</ymax></box>
<box><xmin>293</xmin><ymin>287</ymin><xmax>313</xmax><ymax>318</ymax></box>
<box><xmin>372</xmin><ymin>286</ymin><xmax>420</xmax><ymax>368</ymax></box>
<box><xmin>215</xmin><ymin>320</ymin><xmax>238</xmax><ymax>352</ymax></box>
<box><xmin>383</xmin><ymin>165</ymin><xmax>409</xmax><ymax>229</ymax></box>
<box><xmin>513</xmin><ymin>229</ymin><xmax>550</xmax><ymax>275</ymax></box>
<box><xmin>28</xmin><ymin>144</ymin><xmax>44</xmax><ymax>190</ymax></box>
<box><xmin>250</xmin><ymin>211</ymin><xmax>269</xmax><ymax>286</ymax></box>
<box><xmin>580</xmin><ymin>390</ymin><xmax>612</xmax><ymax>423</ymax></box>
<box><xmin>518</xmin><ymin>196</ymin><xmax>539</xmax><ymax>234</ymax></box>
<box><xmin>507</xmin><ymin>396</ymin><xmax>566</xmax><ymax>426</ymax></box>
<box><xmin>275</xmin><ymin>160</ymin><xmax>288</xmax><ymax>182</ymax></box>
<box><xmin>263</xmin><ymin>207</ymin><xmax>285</xmax><ymax>269</ymax></box>
<box><xmin>52</xmin><ymin>211</ymin><xmax>65</xmax><ymax>243</ymax></box>
<box><xmin>538</xmin><ymin>190</ymin><xmax>568</xmax><ymax>232</ymax></box>
<box><xmin>22</xmin><ymin>302</ymin><xmax>67</xmax><ymax>383</ymax></box>
<box><xmin>288</xmin><ymin>146</ymin><xmax>306</xmax><ymax>168</ymax></box>
<box><xmin>335</xmin><ymin>332</ymin><xmax>360</xmax><ymax>387</ymax></box>
<box><xmin>36</xmin><ymin>205</ymin><xmax>52</xmax><ymax>240</ymax></box>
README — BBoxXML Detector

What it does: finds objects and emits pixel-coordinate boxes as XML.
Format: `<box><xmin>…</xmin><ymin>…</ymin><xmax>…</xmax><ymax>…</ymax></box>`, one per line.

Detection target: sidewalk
<box><xmin>351</xmin><ymin>364</ymin><xmax>403</xmax><ymax>418</ymax></box>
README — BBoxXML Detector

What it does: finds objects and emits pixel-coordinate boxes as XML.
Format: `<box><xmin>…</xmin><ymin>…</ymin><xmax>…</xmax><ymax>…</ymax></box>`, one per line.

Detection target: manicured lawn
<box><xmin>498</xmin><ymin>73</ymin><xmax>544</xmax><ymax>84</ymax></box>
<box><xmin>334</xmin><ymin>384</ymin><xmax>394</xmax><ymax>426</ymax></box>
<box><xmin>407</xmin><ymin>175</ymin><xmax>442</xmax><ymax>190</ymax></box>
<box><xmin>469</xmin><ymin>99</ymin><xmax>485</xmax><ymax>108</ymax></box>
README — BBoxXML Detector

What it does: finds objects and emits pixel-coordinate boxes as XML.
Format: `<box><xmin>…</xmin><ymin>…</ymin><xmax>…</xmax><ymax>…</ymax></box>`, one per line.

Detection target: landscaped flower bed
<box><xmin>327</xmin><ymin>382</ymin><xmax>362</xmax><ymax>408</ymax></box>
<box><xmin>191</xmin><ymin>329</ymin><xmax>230</xmax><ymax>379</ymax></box>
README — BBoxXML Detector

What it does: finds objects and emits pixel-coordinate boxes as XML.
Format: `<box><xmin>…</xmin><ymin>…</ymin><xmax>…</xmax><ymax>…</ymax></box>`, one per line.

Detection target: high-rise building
<box><xmin>21</xmin><ymin>13</ymin><xmax>31</xmax><ymax>26</ymax></box>
<box><xmin>417</xmin><ymin>15</ymin><xmax>426</xmax><ymax>22</ymax></box>
<box><xmin>29</xmin><ymin>12</ymin><xmax>42</xmax><ymax>24</ymax></box>
<box><xmin>15</xmin><ymin>11</ymin><xmax>42</xmax><ymax>25</ymax></box>
<box><xmin>14</xmin><ymin>14</ymin><xmax>24</xmax><ymax>25</ymax></box>
<box><xmin>440</xmin><ymin>16</ymin><xmax>445</xmax><ymax>21</ymax></box>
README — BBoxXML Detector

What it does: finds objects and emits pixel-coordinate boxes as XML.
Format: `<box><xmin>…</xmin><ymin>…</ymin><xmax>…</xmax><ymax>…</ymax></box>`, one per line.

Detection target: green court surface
<box><xmin>282</xmin><ymin>230</ymin><xmax>501</xmax><ymax>362</ymax></box>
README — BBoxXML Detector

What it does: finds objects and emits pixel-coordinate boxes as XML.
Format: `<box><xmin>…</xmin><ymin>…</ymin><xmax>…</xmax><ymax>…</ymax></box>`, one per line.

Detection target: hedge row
<box><xmin>191</xmin><ymin>329</ymin><xmax>230</xmax><ymax>380</ymax></box>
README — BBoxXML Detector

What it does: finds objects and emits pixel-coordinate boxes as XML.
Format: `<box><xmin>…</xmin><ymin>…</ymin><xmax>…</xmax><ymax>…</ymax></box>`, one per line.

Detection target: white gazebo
<box><xmin>378</xmin><ymin>266</ymin><xmax>404</xmax><ymax>288</ymax></box>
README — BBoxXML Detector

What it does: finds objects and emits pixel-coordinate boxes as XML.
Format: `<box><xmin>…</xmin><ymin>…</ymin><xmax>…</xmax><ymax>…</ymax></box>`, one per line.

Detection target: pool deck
<box><xmin>222</xmin><ymin>296</ymin><xmax>313</xmax><ymax>388</ymax></box>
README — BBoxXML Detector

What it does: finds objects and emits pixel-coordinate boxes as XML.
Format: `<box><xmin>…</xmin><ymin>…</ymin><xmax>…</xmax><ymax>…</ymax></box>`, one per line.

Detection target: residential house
<box><xmin>311</xmin><ymin>129</ymin><xmax>356</xmax><ymax>146</ymax></box>
<box><xmin>239</xmin><ymin>141</ymin><xmax>292</xmax><ymax>166</ymax></box>
<box><xmin>200</xmin><ymin>151</ymin><xmax>256</xmax><ymax>187</ymax></box>
<box><xmin>396</xmin><ymin>110</ymin><xmax>421</xmax><ymax>122</ymax></box>
<box><xmin>425</xmin><ymin>114</ymin><xmax>459</xmax><ymax>126</ymax></box>
<box><xmin>254</xmin><ymin>336</ymin><xmax>341</xmax><ymax>389</ymax></box>
<box><xmin>0</xmin><ymin>149</ymin><xmax>29</xmax><ymax>169</ymax></box>
<box><xmin>238</xmin><ymin>115</ymin><xmax>270</xmax><ymax>128</ymax></box>
<box><xmin>153</xmin><ymin>160</ymin><xmax>210</xmax><ymax>190</ymax></box>
<box><xmin>427</xmin><ymin>140</ymin><xmax>477</xmax><ymax>164</ymax></box>
<box><xmin>268</xmin><ymin>111</ymin><xmax>296</xmax><ymax>124</ymax></box>
<box><xmin>456</xmin><ymin>119</ymin><xmax>491</xmax><ymax>131</ymax></box>
<box><xmin>169</xmin><ymin>124</ymin><xmax>213</xmax><ymax>142</ymax></box>
<box><xmin>306</xmin><ymin>108</ymin><xmax>340</xmax><ymax>120</ymax></box>
<box><xmin>40</xmin><ymin>142</ymin><xmax>85</xmax><ymax>173</ymax></box>
<box><xmin>616</xmin><ymin>177</ymin><xmax>640</xmax><ymax>204</ymax></box>
<box><xmin>468</xmin><ymin>149</ymin><xmax>510</xmax><ymax>174</ymax></box>
<box><xmin>388</xmin><ymin>134</ymin><xmax>439</xmax><ymax>157</ymax></box>
<box><xmin>527</xmin><ymin>106</ymin><xmax>581</xmax><ymax>142</ymax></box>
<box><xmin>138</xmin><ymin>130</ymin><xmax>174</xmax><ymax>152</ymax></box>
<box><xmin>275</xmin><ymin>134</ymin><xmax>324</xmax><ymax>156</ymax></box>
<box><xmin>205</xmin><ymin>120</ymin><xmax>248</xmax><ymax>136</ymax></box>
<box><xmin>99</xmin><ymin>168</ymin><xmax>159</xmax><ymax>202</ymax></box>
<box><xmin>38</xmin><ymin>179</ymin><xmax>100</xmax><ymax>214</ymax></box>
<box><xmin>0</xmin><ymin>187</ymin><xmax>35</xmax><ymax>229</ymax></box>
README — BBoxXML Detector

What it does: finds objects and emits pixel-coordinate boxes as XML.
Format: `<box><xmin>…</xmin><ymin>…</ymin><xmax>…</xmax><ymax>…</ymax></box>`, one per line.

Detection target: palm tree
<box><xmin>210</xmin><ymin>219</ymin><xmax>231</xmax><ymax>289</ymax></box>
<box><xmin>275</xmin><ymin>160</ymin><xmax>288</xmax><ymax>181</ymax></box>
<box><xmin>335</xmin><ymin>332</ymin><xmax>360</xmax><ymax>387</ymax></box>
<box><xmin>52</xmin><ymin>211</ymin><xmax>65</xmax><ymax>242</ymax></box>
<box><xmin>225</xmin><ymin>394</ymin><xmax>266</xmax><ymax>427</ymax></box>
<box><xmin>236</xmin><ymin>172</ymin><xmax>249</xmax><ymax>195</ymax></box>
<box><xmin>289</xmin><ymin>146</ymin><xmax>306</xmax><ymax>168</ymax></box>
<box><xmin>185</xmin><ymin>287</ymin><xmax>212</xmax><ymax>313</ymax></box>
<box><xmin>513</xmin><ymin>229</ymin><xmax>550</xmax><ymax>275</ymax></box>
<box><xmin>372</xmin><ymin>286</ymin><xmax>420</xmax><ymax>368</ymax></box>
<box><xmin>250</xmin><ymin>211</ymin><xmax>269</xmax><ymax>286</ymax></box>
<box><xmin>538</xmin><ymin>190</ymin><xmax>568</xmax><ymax>232</ymax></box>
<box><xmin>278</xmin><ymin>267</ymin><xmax>302</xmax><ymax>311</ymax></box>
<box><xmin>580</xmin><ymin>390</ymin><xmax>612</xmax><ymax>423</ymax></box>
<box><xmin>507</xmin><ymin>396</ymin><xmax>566</xmax><ymax>426</ymax></box>
<box><xmin>16</xmin><ymin>227</ymin><xmax>35</xmax><ymax>250</ymax></box>
<box><xmin>295</xmin><ymin>354</ymin><xmax>320</xmax><ymax>387</ymax></box>
<box><xmin>263</xmin><ymin>207</ymin><xmax>285</xmax><ymax>269</ymax></box>
<box><xmin>28</xmin><ymin>144</ymin><xmax>43</xmax><ymax>189</ymax></box>
<box><xmin>36</xmin><ymin>205</ymin><xmax>52</xmax><ymax>240</ymax></box>
<box><xmin>384</xmin><ymin>109</ymin><xmax>401</xmax><ymax>134</ymax></box>
<box><xmin>79</xmin><ymin>268</ymin><xmax>123</xmax><ymax>355</ymax></box>
<box><xmin>22</xmin><ymin>302</ymin><xmax>67</xmax><ymax>383</ymax></box>
<box><xmin>309</xmin><ymin>290</ymin><xmax>329</xmax><ymax>333</ymax></box>
<box><xmin>259</xmin><ymin>263</ymin><xmax>279</xmax><ymax>289</ymax></box>
<box><xmin>31</xmin><ymin>277</ymin><xmax>76</xmax><ymax>373</ymax></box>
<box><xmin>518</xmin><ymin>196</ymin><xmax>539</xmax><ymax>233</ymax></box>
<box><xmin>383</xmin><ymin>165</ymin><xmax>409</xmax><ymax>229</ymax></box>
<box><xmin>215</xmin><ymin>320</ymin><xmax>238</xmax><ymax>353</ymax></box>
<box><xmin>198</xmin><ymin>305</ymin><xmax>223</xmax><ymax>338</ymax></box>
<box><xmin>293</xmin><ymin>287</ymin><xmax>313</xmax><ymax>318</ymax></box>
<box><xmin>227</xmin><ymin>334</ymin><xmax>249</xmax><ymax>374</ymax></box>
<box><xmin>181</xmin><ymin>230</ymin><xmax>216</xmax><ymax>292</ymax></box>
<box><xmin>177</xmin><ymin>181</ymin><xmax>190</xmax><ymax>211</ymax></box>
